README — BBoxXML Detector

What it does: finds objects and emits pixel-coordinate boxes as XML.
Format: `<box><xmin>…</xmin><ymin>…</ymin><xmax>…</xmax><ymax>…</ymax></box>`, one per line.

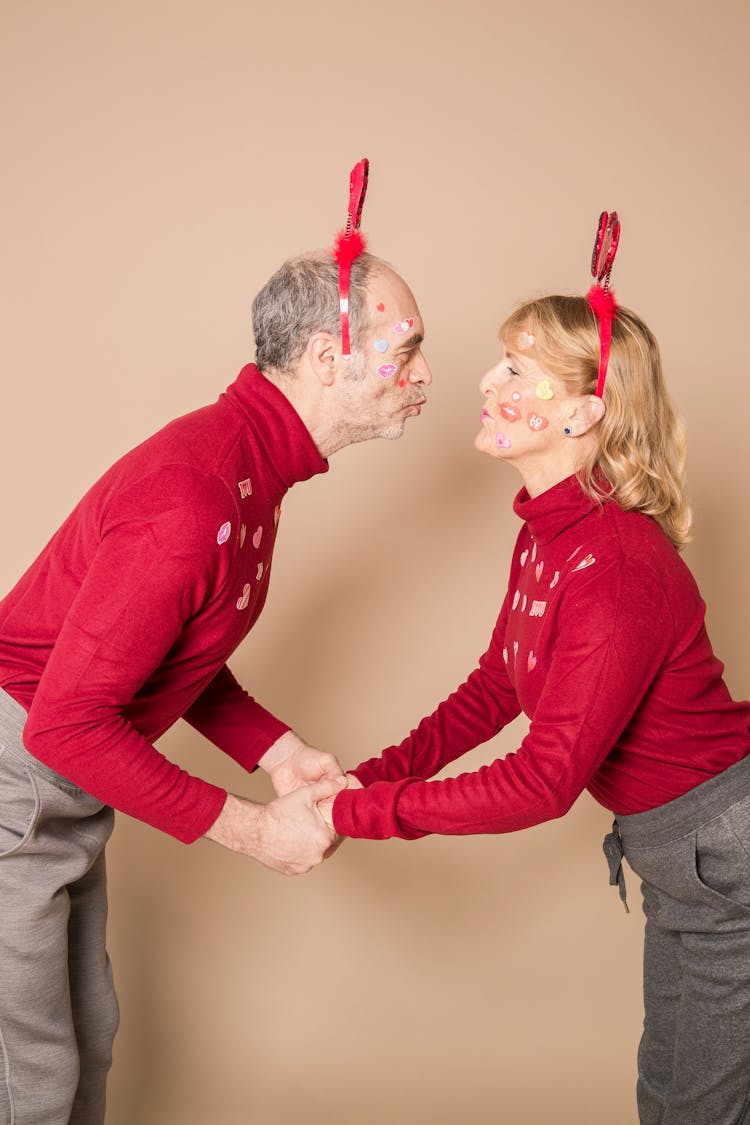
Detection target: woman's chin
<box><xmin>475</xmin><ymin>428</ymin><xmax>510</xmax><ymax>460</ymax></box>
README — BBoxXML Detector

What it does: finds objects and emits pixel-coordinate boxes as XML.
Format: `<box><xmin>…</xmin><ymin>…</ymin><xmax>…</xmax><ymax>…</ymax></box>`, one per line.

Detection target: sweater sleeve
<box><xmin>350</xmin><ymin>597</ymin><xmax>521</xmax><ymax>787</ymax></box>
<box><xmin>23</xmin><ymin>480</ymin><xmax>232</xmax><ymax>843</ymax></box>
<box><xmin>333</xmin><ymin>559</ymin><xmax>675</xmax><ymax>840</ymax></box>
<box><xmin>183</xmin><ymin>663</ymin><xmax>290</xmax><ymax>771</ymax></box>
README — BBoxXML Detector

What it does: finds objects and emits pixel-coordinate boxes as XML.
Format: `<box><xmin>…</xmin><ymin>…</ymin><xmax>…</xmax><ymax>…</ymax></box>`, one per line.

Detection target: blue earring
<box><xmin>564</xmin><ymin>427</ymin><xmax>572</xmax><ymax>436</ymax></box>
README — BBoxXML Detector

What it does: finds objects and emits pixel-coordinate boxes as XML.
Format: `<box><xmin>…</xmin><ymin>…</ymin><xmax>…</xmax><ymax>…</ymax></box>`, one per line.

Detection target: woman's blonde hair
<box><xmin>499</xmin><ymin>296</ymin><xmax>692</xmax><ymax>550</ymax></box>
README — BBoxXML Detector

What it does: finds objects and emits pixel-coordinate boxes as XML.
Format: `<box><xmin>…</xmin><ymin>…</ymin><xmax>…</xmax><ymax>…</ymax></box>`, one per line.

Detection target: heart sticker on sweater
<box><xmin>535</xmin><ymin>561</ymin><xmax>544</xmax><ymax>581</ymax></box>
<box><xmin>240</xmin><ymin>524</ymin><xmax>247</xmax><ymax>548</ymax></box>
<box><xmin>573</xmin><ymin>554</ymin><xmax>596</xmax><ymax>572</ymax></box>
<box><xmin>252</xmin><ymin>526</ymin><xmax>263</xmax><ymax>549</ymax></box>
<box><xmin>512</xmin><ymin>589</ymin><xmax>520</xmax><ymax>610</ymax></box>
<box><xmin>236</xmin><ymin>583</ymin><xmax>251</xmax><ymax>610</ymax></box>
<box><xmin>550</xmin><ymin>571</ymin><xmax>560</xmax><ymax>589</ymax></box>
<box><xmin>527</xmin><ymin>651</ymin><xmax>537</xmax><ymax>672</ymax></box>
<box><xmin>256</xmin><ymin>563</ymin><xmax>264</xmax><ymax>580</ymax></box>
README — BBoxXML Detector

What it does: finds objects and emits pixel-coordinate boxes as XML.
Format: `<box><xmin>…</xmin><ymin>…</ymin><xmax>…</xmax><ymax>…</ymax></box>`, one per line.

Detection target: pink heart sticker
<box><xmin>535</xmin><ymin>561</ymin><xmax>544</xmax><ymax>581</ymax></box>
<box><xmin>236</xmin><ymin>583</ymin><xmax>251</xmax><ymax>611</ymax></box>
<box><xmin>496</xmin><ymin>432</ymin><xmax>512</xmax><ymax>449</ymax></box>
<box><xmin>527</xmin><ymin>651</ymin><xmax>537</xmax><ymax>672</ymax></box>
<box><xmin>252</xmin><ymin>526</ymin><xmax>263</xmax><ymax>549</ymax></box>
<box><xmin>520</xmin><ymin>549</ymin><xmax>529</xmax><ymax>566</ymax></box>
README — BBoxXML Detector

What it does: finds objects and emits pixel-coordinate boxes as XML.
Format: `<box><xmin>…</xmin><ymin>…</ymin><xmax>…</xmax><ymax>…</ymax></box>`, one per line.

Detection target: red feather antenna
<box><xmin>332</xmin><ymin>158</ymin><xmax>370</xmax><ymax>358</ymax></box>
<box><xmin>586</xmin><ymin>211</ymin><xmax>621</xmax><ymax>397</ymax></box>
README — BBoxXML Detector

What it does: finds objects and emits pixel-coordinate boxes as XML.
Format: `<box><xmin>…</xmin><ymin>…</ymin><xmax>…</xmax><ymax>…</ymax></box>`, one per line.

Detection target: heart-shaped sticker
<box><xmin>252</xmin><ymin>526</ymin><xmax>263</xmax><ymax>549</ymax></box>
<box><xmin>535</xmin><ymin>380</ymin><xmax>554</xmax><ymax>400</ymax></box>
<box><xmin>374</xmin><ymin>339</ymin><xmax>388</xmax><ymax>353</ymax></box>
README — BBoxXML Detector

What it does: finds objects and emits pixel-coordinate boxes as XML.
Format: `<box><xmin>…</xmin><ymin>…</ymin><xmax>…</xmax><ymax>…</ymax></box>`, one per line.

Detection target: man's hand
<box><xmin>203</xmin><ymin>774</ymin><xmax>347</xmax><ymax>875</ymax></box>
<box><xmin>258</xmin><ymin>730</ymin><xmax>345</xmax><ymax>798</ymax></box>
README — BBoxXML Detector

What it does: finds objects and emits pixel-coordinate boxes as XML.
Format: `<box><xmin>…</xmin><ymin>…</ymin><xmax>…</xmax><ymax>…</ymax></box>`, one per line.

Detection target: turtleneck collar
<box><xmin>223</xmin><ymin>364</ymin><xmax>329</xmax><ymax>490</ymax></box>
<box><xmin>513</xmin><ymin>473</ymin><xmax>602</xmax><ymax>546</ymax></box>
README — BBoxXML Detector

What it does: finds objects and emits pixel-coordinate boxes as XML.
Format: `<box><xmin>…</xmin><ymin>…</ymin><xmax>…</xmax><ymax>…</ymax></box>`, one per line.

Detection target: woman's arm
<box><xmin>333</xmin><ymin>558</ymin><xmax>674</xmax><ymax>840</ymax></box>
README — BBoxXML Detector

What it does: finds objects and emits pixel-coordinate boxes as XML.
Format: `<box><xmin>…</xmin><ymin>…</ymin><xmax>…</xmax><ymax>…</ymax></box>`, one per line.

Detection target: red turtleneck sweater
<box><xmin>0</xmin><ymin>365</ymin><xmax>328</xmax><ymax>842</ymax></box>
<box><xmin>333</xmin><ymin>476</ymin><xmax>750</xmax><ymax>840</ymax></box>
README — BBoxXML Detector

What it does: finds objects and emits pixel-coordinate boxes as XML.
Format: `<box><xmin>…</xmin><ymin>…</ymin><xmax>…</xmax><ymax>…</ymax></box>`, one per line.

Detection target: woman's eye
<box><xmin>508</xmin><ymin>366</ymin><xmax>521</xmax><ymax>378</ymax></box>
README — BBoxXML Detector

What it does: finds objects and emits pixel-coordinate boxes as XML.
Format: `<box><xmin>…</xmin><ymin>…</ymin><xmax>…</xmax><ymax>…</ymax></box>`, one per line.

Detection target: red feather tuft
<box><xmin>333</xmin><ymin>228</ymin><xmax>367</xmax><ymax>267</ymax></box>
<box><xmin>586</xmin><ymin>283</ymin><xmax>616</xmax><ymax>318</ymax></box>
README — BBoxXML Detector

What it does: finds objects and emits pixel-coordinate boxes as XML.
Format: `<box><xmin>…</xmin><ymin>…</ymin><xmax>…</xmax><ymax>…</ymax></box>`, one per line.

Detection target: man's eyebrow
<box><xmin>394</xmin><ymin>332</ymin><xmax>424</xmax><ymax>352</ymax></box>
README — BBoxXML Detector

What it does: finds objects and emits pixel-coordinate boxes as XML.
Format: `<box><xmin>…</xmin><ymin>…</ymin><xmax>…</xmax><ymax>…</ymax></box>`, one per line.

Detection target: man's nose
<box><xmin>409</xmin><ymin>351</ymin><xmax>433</xmax><ymax>386</ymax></box>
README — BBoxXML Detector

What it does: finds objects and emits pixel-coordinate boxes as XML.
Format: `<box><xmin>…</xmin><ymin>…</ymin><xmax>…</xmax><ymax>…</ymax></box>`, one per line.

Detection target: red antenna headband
<box><xmin>586</xmin><ymin>210</ymin><xmax>621</xmax><ymax>398</ymax></box>
<box><xmin>332</xmin><ymin>157</ymin><xmax>369</xmax><ymax>358</ymax></box>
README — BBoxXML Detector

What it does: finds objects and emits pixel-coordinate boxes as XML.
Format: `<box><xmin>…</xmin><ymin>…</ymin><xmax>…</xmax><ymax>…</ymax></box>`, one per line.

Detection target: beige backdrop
<box><xmin>2</xmin><ymin>2</ymin><xmax>748</xmax><ymax>1123</ymax></box>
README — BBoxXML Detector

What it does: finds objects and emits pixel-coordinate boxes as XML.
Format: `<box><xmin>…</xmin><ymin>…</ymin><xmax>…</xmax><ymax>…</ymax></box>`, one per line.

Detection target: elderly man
<box><xmin>0</xmin><ymin>244</ymin><xmax>431</xmax><ymax>1125</ymax></box>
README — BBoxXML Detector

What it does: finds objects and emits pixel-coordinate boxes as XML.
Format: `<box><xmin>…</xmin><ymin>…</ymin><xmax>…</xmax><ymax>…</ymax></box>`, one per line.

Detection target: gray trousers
<box><xmin>0</xmin><ymin>689</ymin><xmax>118</xmax><ymax>1125</ymax></box>
<box><xmin>615</xmin><ymin>755</ymin><xmax>750</xmax><ymax>1125</ymax></box>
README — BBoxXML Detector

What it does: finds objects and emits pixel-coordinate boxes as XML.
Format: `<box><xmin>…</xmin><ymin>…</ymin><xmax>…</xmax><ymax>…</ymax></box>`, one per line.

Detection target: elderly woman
<box><xmin>323</xmin><ymin>216</ymin><xmax>750</xmax><ymax>1125</ymax></box>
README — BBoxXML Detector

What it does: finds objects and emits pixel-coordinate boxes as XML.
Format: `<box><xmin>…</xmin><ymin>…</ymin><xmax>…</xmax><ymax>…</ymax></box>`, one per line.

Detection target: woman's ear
<box><xmin>566</xmin><ymin>394</ymin><xmax>605</xmax><ymax>436</ymax></box>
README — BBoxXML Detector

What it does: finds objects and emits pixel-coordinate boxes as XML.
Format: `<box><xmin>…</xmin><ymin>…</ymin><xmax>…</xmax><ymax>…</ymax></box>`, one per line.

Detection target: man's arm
<box><xmin>204</xmin><ymin>774</ymin><xmax>346</xmax><ymax>874</ymax></box>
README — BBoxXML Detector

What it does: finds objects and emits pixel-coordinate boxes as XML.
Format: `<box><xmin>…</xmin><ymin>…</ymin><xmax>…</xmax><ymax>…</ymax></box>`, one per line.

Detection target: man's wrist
<box><xmin>257</xmin><ymin>730</ymin><xmax>305</xmax><ymax>775</ymax></box>
<box><xmin>203</xmin><ymin>793</ymin><xmax>264</xmax><ymax>855</ymax></box>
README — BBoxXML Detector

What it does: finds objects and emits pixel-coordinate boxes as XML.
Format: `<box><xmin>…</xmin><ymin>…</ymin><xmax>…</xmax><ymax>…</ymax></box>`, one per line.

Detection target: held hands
<box><xmin>204</xmin><ymin>775</ymin><xmax>347</xmax><ymax>875</ymax></box>
<box><xmin>204</xmin><ymin>732</ymin><xmax>360</xmax><ymax>875</ymax></box>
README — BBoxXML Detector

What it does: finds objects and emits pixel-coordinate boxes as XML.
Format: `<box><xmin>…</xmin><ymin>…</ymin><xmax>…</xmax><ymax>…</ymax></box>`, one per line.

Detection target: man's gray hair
<box><xmin>252</xmin><ymin>250</ymin><xmax>379</xmax><ymax>375</ymax></box>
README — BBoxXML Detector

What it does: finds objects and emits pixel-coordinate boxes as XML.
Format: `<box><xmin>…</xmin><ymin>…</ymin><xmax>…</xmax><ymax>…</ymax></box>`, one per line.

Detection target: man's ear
<box><xmin>567</xmin><ymin>394</ymin><xmax>605</xmax><ymax>436</ymax></box>
<box><xmin>306</xmin><ymin>332</ymin><xmax>340</xmax><ymax>387</ymax></box>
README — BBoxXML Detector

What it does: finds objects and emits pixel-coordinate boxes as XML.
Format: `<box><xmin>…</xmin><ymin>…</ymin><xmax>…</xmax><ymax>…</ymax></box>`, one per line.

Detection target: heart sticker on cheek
<box><xmin>376</xmin><ymin>303</ymin><xmax>385</xmax><ymax>312</ymax></box>
<box><xmin>374</xmin><ymin>339</ymin><xmax>388</xmax><ymax>353</ymax></box>
<box><xmin>535</xmin><ymin>381</ymin><xmax>554</xmax><ymax>400</ymax></box>
<box><xmin>511</xmin><ymin>391</ymin><xmax>522</xmax><ymax>402</ymax></box>
<box><xmin>377</xmin><ymin>363</ymin><xmax>397</xmax><ymax>378</ymax></box>
<box><xmin>496</xmin><ymin>432</ymin><xmax>512</xmax><ymax>449</ymax></box>
<box><xmin>527</xmin><ymin>413</ymin><xmax>549</xmax><ymax>432</ymax></box>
